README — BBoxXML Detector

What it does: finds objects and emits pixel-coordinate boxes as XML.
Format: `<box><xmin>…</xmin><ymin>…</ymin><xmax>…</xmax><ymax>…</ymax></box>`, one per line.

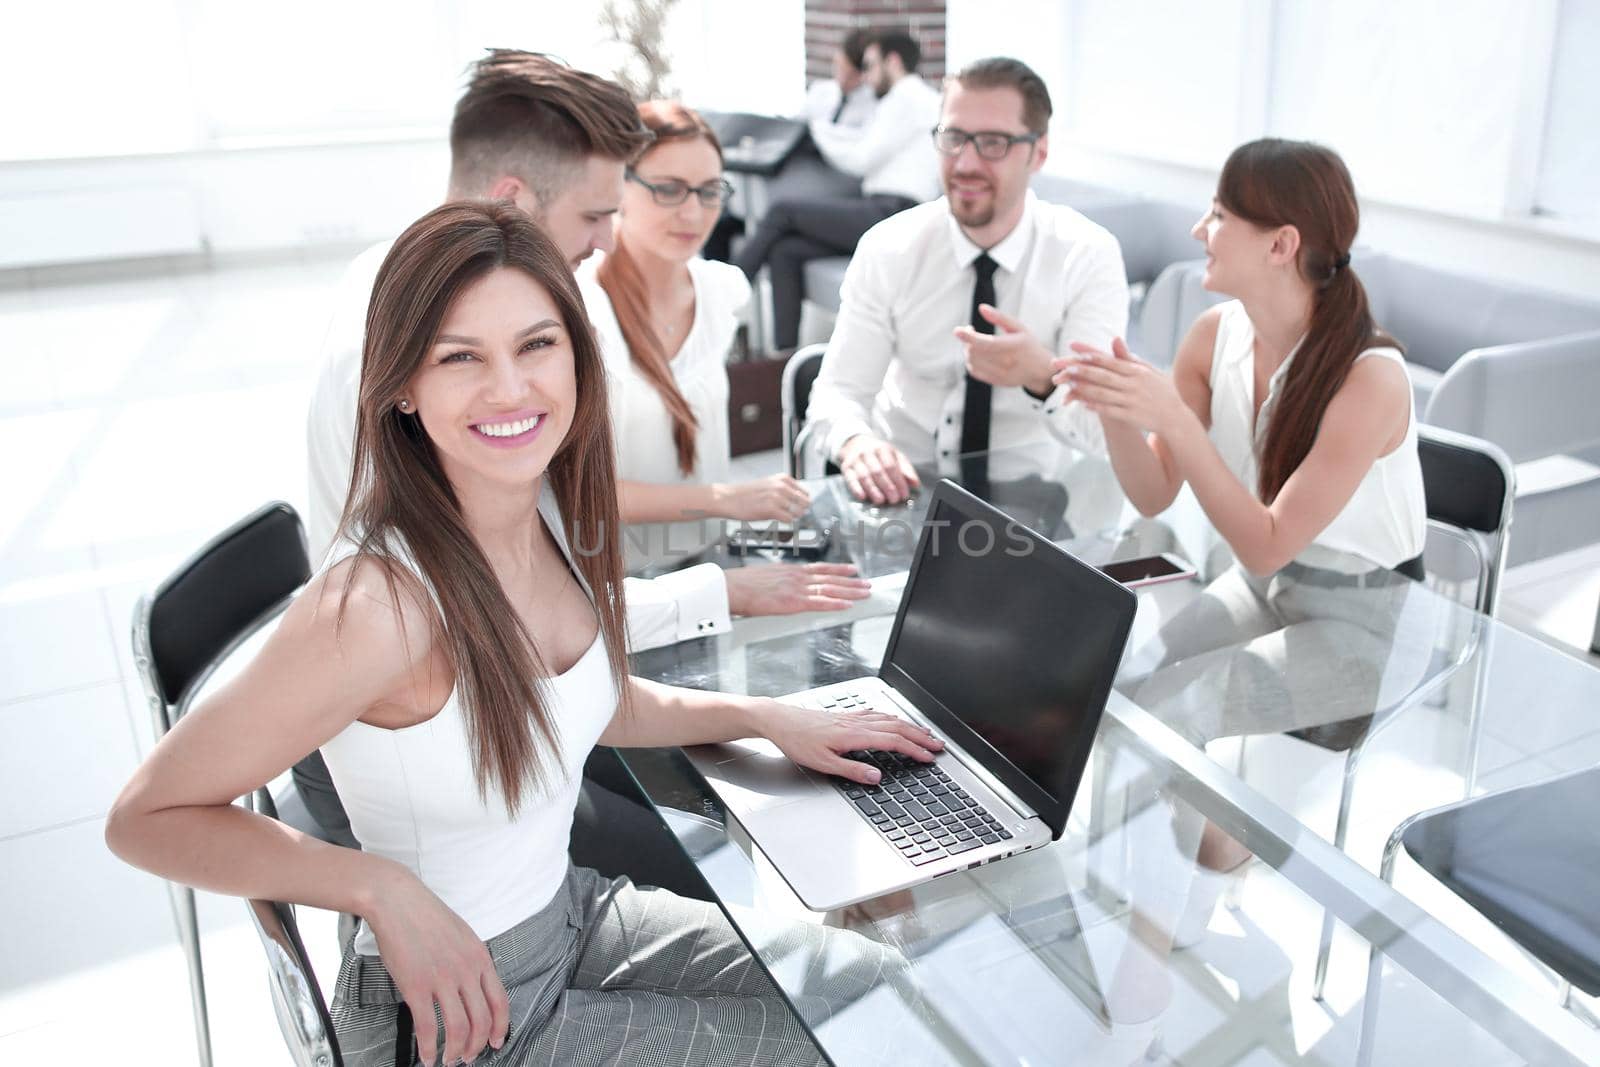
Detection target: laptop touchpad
<box><xmin>697</xmin><ymin>739</ymin><xmax>827</xmax><ymax>812</ymax></box>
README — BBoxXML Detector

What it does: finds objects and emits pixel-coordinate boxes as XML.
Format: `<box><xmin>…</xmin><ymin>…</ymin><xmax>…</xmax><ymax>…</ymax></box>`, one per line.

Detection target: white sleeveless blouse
<box><xmin>319</xmin><ymin>487</ymin><xmax>619</xmax><ymax>955</ymax></box>
<box><xmin>1207</xmin><ymin>300</ymin><xmax>1426</xmax><ymax>573</ymax></box>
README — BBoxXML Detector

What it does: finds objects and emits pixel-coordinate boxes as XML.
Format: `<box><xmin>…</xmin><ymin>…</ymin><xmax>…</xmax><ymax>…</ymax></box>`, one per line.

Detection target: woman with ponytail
<box><xmin>1053</xmin><ymin>140</ymin><xmax>1428</xmax><ymax>989</ymax></box>
<box><xmin>579</xmin><ymin>101</ymin><xmax>832</xmax><ymax>576</ymax></box>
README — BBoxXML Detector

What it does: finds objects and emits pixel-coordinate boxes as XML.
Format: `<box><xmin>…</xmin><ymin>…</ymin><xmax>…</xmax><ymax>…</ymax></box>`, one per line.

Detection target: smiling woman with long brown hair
<box><xmin>105</xmin><ymin>201</ymin><xmax>932</xmax><ymax>1066</ymax></box>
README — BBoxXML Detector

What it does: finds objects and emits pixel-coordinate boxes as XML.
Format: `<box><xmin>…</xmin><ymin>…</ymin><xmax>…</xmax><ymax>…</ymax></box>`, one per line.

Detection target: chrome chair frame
<box><xmin>1357</xmin><ymin>768</ymin><xmax>1600</xmax><ymax>1064</ymax></box>
<box><xmin>250</xmin><ymin>788</ymin><xmax>345</xmax><ymax>1067</ymax></box>
<box><xmin>130</xmin><ymin>501</ymin><xmax>311</xmax><ymax>1067</ymax></box>
<box><xmin>781</xmin><ymin>342</ymin><xmax>829</xmax><ymax>479</ymax></box>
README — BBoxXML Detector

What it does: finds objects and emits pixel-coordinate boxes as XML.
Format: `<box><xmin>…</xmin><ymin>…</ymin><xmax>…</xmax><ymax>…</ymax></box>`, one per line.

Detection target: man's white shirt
<box><xmin>808</xmin><ymin>74</ymin><xmax>941</xmax><ymax>203</ymax></box>
<box><xmin>304</xmin><ymin>240</ymin><xmax>732</xmax><ymax>652</ymax></box>
<box><xmin>805</xmin><ymin>192</ymin><xmax>1130</xmax><ymax>474</ymax></box>
<box><xmin>803</xmin><ymin>78</ymin><xmax>877</xmax><ymax>129</ymax></box>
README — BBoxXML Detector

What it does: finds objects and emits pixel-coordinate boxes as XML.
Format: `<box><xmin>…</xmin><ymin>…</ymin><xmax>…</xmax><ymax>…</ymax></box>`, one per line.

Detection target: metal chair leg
<box><xmin>1313</xmin><ymin>745</ymin><xmax>1363</xmax><ymax>1002</ymax></box>
<box><xmin>171</xmin><ymin>882</ymin><xmax>213</xmax><ymax>1067</ymax></box>
<box><xmin>1356</xmin><ymin>826</ymin><xmax>1408</xmax><ymax>1067</ymax></box>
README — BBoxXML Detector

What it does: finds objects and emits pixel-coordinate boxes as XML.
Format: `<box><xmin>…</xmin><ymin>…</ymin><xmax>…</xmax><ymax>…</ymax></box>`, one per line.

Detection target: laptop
<box><xmin>686</xmin><ymin>480</ymin><xmax>1137</xmax><ymax>911</ymax></box>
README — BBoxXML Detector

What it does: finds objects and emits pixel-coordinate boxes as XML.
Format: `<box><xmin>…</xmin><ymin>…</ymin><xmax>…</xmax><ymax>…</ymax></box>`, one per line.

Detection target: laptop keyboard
<box><xmin>837</xmin><ymin>749</ymin><xmax>1015</xmax><ymax>865</ymax></box>
<box><xmin>817</xmin><ymin>691</ymin><xmax>1015</xmax><ymax>866</ymax></box>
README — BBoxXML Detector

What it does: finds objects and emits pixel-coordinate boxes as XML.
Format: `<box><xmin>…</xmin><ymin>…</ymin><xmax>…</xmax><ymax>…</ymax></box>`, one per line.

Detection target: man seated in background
<box><xmin>734</xmin><ymin>28</ymin><xmax>941</xmax><ymax>351</ymax></box>
<box><xmin>804</xmin><ymin>57</ymin><xmax>1130</xmax><ymax>504</ymax></box>
<box><xmin>803</xmin><ymin>26</ymin><xmax>878</xmax><ymax>129</ymax></box>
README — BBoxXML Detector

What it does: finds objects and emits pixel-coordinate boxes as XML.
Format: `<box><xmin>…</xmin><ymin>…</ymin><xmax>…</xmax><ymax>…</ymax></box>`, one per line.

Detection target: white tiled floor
<box><xmin>1</xmin><ymin>253</ymin><xmax>1595</xmax><ymax>1065</ymax></box>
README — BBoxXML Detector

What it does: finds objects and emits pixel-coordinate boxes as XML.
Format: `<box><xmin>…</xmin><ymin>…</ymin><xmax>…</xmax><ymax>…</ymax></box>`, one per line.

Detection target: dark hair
<box><xmin>596</xmin><ymin>100</ymin><xmax>722</xmax><ymax>477</ymax></box>
<box><xmin>840</xmin><ymin>27</ymin><xmax>872</xmax><ymax>72</ymax></box>
<box><xmin>1216</xmin><ymin>138</ymin><xmax>1402</xmax><ymax>504</ymax></box>
<box><xmin>871</xmin><ymin>29</ymin><xmax>921</xmax><ymax>75</ymax></box>
<box><xmin>449</xmin><ymin>49</ymin><xmax>653</xmax><ymax>206</ymax></box>
<box><xmin>338</xmin><ymin>201</ymin><xmax>630</xmax><ymax>813</ymax></box>
<box><xmin>952</xmin><ymin>57</ymin><xmax>1053</xmax><ymax>136</ymax></box>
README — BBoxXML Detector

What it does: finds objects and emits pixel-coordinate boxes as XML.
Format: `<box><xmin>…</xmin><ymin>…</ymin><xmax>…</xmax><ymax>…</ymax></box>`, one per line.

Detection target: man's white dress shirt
<box><xmin>803</xmin><ymin>79</ymin><xmax>877</xmax><ymax>128</ymax></box>
<box><xmin>809</xmin><ymin>74</ymin><xmax>941</xmax><ymax>203</ymax></box>
<box><xmin>805</xmin><ymin>192</ymin><xmax>1130</xmax><ymax>476</ymax></box>
<box><xmin>303</xmin><ymin>240</ymin><xmax>732</xmax><ymax>652</ymax></box>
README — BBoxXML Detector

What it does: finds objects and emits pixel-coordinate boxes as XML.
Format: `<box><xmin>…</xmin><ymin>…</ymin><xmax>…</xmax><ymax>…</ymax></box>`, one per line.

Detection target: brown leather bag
<box><xmin>726</xmin><ymin>349</ymin><xmax>794</xmax><ymax>456</ymax></box>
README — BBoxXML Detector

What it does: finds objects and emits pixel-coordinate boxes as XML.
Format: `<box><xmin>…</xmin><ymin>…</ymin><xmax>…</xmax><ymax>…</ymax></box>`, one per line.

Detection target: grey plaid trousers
<box><xmin>331</xmin><ymin>864</ymin><xmax>899</xmax><ymax>1065</ymax></box>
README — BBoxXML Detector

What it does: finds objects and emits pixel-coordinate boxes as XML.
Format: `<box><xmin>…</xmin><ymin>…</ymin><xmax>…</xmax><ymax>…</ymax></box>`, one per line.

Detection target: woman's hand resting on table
<box><xmin>365</xmin><ymin>868</ymin><xmax>510</xmax><ymax>1067</ymax></box>
<box><xmin>724</xmin><ymin>561</ymin><xmax>872</xmax><ymax>616</ymax></box>
<box><xmin>712</xmin><ymin>474</ymin><xmax>812</xmax><ymax>522</ymax></box>
<box><xmin>749</xmin><ymin>699</ymin><xmax>945</xmax><ymax>784</ymax></box>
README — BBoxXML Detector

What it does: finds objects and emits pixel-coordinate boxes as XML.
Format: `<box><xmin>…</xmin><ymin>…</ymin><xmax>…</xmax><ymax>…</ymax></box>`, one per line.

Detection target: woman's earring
<box><xmin>397</xmin><ymin>399</ymin><xmax>413</xmax><ymax>413</ymax></box>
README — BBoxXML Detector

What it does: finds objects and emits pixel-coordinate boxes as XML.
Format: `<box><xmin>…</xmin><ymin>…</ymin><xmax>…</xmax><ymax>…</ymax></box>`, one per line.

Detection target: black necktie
<box><xmin>960</xmin><ymin>253</ymin><xmax>999</xmax><ymax>491</ymax></box>
<box><xmin>830</xmin><ymin>93</ymin><xmax>848</xmax><ymax>124</ymax></box>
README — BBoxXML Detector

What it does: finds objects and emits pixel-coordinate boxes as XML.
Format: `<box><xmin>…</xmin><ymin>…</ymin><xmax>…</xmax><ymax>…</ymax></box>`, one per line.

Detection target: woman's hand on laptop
<box><xmin>753</xmin><ymin>701</ymin><xmax>944</xmax><ymax>784</ymax></box>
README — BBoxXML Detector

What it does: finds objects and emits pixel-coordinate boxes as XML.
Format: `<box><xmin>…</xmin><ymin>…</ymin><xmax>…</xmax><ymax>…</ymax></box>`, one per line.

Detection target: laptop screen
<box><xmin>878</xmin><ymin>481</ymin><xmax>1136</xmax><ymax>836</ymax></box>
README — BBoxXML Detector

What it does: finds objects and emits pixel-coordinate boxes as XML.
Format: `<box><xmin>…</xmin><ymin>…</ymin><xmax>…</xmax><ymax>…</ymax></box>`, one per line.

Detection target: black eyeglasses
<box><xmin>930</xmin><ymin>125</ymin><xmax>1040</xmax><ymax>161</ymax></box>
<box><xmin>627</xmin><ymin>170</ymin><xmax>734</xmax><ymax>208</ymax></box>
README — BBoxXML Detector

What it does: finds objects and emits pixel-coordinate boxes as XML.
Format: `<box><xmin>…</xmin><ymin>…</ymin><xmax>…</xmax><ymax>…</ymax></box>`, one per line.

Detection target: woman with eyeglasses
<box><xmin>579</xmin><ymin>101</ymin><xmax>855</xmax><ymax>585</ymax></box>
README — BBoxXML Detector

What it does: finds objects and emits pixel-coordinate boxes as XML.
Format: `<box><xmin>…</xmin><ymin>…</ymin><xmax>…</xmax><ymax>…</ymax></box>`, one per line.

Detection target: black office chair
<box><xmin>1357</xmin><ymin>766</ymin><xmax>1600</xmax><ymax>1054</ymax></box>
<box><xmin>1239</xmin><ymin>426</ymin><xmax>1515</xmax><ymax>999</ymax></box>
<box><xmin>250</xmin><ymin>788</ymin><xmax>345</xmax><ymax>1067</ymax></box>
<box><xmin>131</xmin><ymin>501</ymin><xmax>331</xmax><ymax>1067</ymax></box>
<box><xmin>782</xmin><ymin>342</ymin><xmax>829</xmax><ymax>478</ymax></box>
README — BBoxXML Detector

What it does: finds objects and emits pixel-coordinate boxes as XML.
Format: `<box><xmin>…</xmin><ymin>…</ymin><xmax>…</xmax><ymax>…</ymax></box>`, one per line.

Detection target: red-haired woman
<box><xmin>579</xmin><ymin>102</ymin><xmax>865</xmax><ymax>611</ymax></box>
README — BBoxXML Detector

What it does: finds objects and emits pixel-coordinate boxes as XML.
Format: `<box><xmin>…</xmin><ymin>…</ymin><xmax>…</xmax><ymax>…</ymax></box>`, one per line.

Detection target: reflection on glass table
<box><xmin>627</xmin><ymin>618</ymin><xmax>1600</xmax><ymax>1065</ymax></box>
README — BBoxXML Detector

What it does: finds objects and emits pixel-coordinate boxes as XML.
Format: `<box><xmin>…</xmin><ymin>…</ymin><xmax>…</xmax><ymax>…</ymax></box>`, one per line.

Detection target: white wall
<box><xmin>0</xmin><ymin>0</ymin><xmax>805</xmax><ymax>270</ymax></box>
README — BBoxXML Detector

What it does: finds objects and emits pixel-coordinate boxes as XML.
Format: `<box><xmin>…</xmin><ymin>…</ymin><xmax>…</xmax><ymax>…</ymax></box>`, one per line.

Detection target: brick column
<box><xmin>804</xmin><ymin>0</ymin><xmax>947</xmax><ymax>84</ymax></box>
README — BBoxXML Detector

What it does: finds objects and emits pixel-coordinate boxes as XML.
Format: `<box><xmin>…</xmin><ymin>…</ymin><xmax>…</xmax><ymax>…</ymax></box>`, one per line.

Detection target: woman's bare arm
<box><xmin>599</xmin><ymin>677</ymin><xmax>945</xmax><ymax>785</ymax></box>
<box><xmin>104</xmin><ymin>559</ymin><xmax>509</xmax><ymax>1065</ymax></box>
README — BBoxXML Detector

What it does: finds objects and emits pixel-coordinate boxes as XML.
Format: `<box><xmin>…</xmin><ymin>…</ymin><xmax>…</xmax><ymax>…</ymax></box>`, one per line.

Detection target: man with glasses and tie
<box><xmin>805</xmin><ymin>57</ymin><xmax>1130</xmax><ymax>504</ymax></box>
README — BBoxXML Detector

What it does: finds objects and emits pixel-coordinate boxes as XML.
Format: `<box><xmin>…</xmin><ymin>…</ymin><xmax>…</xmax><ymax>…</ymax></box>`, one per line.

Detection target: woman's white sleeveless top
<box><xmin>1207</xmin><ymin>300</ymin><xmax>1426</xmax><ymax>572</ymax></box>
<box><xmin>319</xmin><ymin>487</ymin><xmax>619</xmax><ymax>955</ymax></box>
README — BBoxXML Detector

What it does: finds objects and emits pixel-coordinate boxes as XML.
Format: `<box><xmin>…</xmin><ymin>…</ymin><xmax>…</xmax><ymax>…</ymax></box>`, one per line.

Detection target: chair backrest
<box><xmin>1417</xmin><ymin>425</ymin><xmax>1515</xmax><ymax>614</ymax></box>
<box><xmin>1424</xmin><ymin>330</ymin><xmax>1600</xmax><ymax>466</ymax></box>
<box><xmin>134</xmin><ymin>502</ymin><xmax>310</xmax><ymax>732</ymax></box>
<box><xmin>251</xmin><ymin>788</ymin><xmax>343</xmax><ymax>1066</ymax></box>
<box><xmin>782</xmin><ymin>343</ymin><xmax>829</xmax><ymax>478</ymax></box>
<box><xmin>1365</xmin><ymin>255</ymin><xmax>1600</xmax><ymax>376</ymax></box>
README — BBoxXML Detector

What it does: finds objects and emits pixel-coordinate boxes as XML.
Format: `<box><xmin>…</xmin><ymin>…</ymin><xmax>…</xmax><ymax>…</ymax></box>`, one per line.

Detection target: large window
<box><xmin>947</xmin><ymin>0</ymin><xmax>1593</xmax><ymax>231</ymax></box>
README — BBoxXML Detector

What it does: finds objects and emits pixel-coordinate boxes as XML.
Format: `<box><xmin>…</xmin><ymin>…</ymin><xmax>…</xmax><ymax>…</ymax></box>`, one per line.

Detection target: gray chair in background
<box><xmin>131</xmin><ymin>501</ymin><xmax>329</xmax><ymax>1067</ymax></box>
<box><xmin>1423</xmin><ymin>329</ymin><xmax>1600</xmax><ymax>567</ymax></box>
<box><xmin>1361</xmin><ymin>257</ymin><xmax>1600</xmax><ymax>415</ymax></box>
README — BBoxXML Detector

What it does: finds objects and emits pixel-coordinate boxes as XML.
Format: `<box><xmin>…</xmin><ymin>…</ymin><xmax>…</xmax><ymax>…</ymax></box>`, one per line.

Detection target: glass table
<box><xmin>620</xmin><ymin>446</ymin><xmax>1600</xmax><ymax>1065</ymax></box>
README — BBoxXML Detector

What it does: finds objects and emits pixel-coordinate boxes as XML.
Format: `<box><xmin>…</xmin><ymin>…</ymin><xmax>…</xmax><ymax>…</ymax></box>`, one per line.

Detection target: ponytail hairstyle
<box><xmin>335</xmin><ymin>201</ymin><xmax>630</xmax><ymax>814</ymax></box>
<box><xmin>1216</xmin><ymin>138</ymin><xmax>1402</xmax><ymax>504</ymax></box>
<box><xmin>596</xmin><ymin>100</ymin><xmax>724</xmax><ymax>476</ymax></box>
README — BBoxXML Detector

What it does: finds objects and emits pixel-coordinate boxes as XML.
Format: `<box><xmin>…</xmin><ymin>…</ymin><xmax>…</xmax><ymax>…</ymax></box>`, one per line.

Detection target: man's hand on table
<box><xmin>725</xmin><ymin>562</ymin><xmax>872</xmax><ymax>617</ymax></box>
<box><xmin>838</xmin><ymin>434</ymin><xmax>921</xmax><ymax>505</ymax></box>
